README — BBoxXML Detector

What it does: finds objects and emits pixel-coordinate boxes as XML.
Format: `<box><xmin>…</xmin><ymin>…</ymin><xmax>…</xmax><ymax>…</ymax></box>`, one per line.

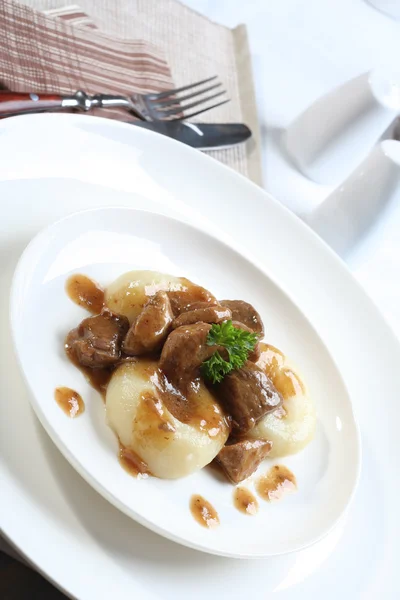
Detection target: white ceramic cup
<box><xmin>305</xmin><ymin>139</ymin><xmax>400</xmax><ymax>258</ymax></box>
<box><xmin>283</xmin><ymin>70</ymin><xmax>400</xmax><ymax>185</ymax></box>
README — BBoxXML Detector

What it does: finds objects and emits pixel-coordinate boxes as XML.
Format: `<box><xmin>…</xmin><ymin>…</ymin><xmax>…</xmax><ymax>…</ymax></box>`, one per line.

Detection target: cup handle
<box><xmin>304</xmin><ymin>140</ymin><xmax>400</xmax><ymax>257</ymax></box>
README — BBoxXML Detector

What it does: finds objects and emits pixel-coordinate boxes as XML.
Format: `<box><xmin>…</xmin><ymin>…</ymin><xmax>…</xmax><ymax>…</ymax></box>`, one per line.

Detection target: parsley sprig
<box><xmin>201</xmin><ymin>320</ymin><xmax>258</xmax><ymax>384</ymax></box>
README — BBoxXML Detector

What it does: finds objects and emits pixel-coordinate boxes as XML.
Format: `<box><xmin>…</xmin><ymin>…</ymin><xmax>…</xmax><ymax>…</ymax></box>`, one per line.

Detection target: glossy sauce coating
<box><xmin>54</xmin><ymin>386</ymin><xmax>85</xmax><ymax>417</ymax></box>
<box><xmin>156</xmin><ymin>370</ymin><xmax>229</xmax><ymax>438</ymax></box>
<box><xmin>257</xmin><ymin>343</ymin><xmax>305</xmax><ymax>400</ymax></box>
<box><xmin>190</xmin><ymin>495</ymin><xmax>219</xmax><ymax>528</ymax></box>
<box><xmin>233</xmin><ymin>487</ymin><xmax>258</xmax><ymax>515</ymax></box>
<box><xmin>66</xmin><ymin>274</ymin><xmax>105</xmax><ymax>314</ymax></box>
<box><xmin>256</xmin><ymin>465</ymin><xmax>297</xmax><ymax>501</ymax></box>
<box><xmin>133</xmin><ymin>389</ymin><xmax>176</xmax><ymax>452</ymax></box>
<box><xmin>119</xmin><ymin>443</ymin><xmax>151</xmax><ymax>478</ymax></box>
<box><xmin>64</xmin><ymin>339</ymin><xmax>113</xmax><ymax>399</ymax></box>
<box><xmin>121</xmin><ymin>360</ymin><xmax>229</xmax><ymax>441</ymax></box>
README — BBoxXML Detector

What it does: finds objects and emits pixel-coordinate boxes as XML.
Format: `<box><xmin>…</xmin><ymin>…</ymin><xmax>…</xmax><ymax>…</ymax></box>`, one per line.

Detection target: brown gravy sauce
<box><xmin>233</xmin><ymin>487</ymin><xmax>258</xmax><ymax>515</ymax></box>
<box><xmin>156</xmin><ymin>371</ymin><xmax>229</xmax><ymax>438</ymax></box>
<box><xmin>64</xmin><ymin>340</ymin><xmax>113</xmax><ymax>400</ymax></box>
<box><xmin>66</xmin><ymin>274</ymin><xmax>105</xmax><ymax>314</ymax></box>
<box><xmin>133</xmin><ymin>389</ymin><xmax>176</xmax><ymax>452</ymax></box>
<box><xmin>257</xmin><ymin>343</ymin><xmax>305</xmax><ymax>399</ymax></box>
<box><xmin>54</xmin><ymin>386</ymin><xmax>85</xmax><ymax>417</ymax></box>
<box><xmin>119</xmin><ymin>443</ymin><xmax>151</xmax><ymax>478</ymax></box>
<box><xmin>256</xmin><ymin>465</ymin><xmax>297</xmax><ymax>501</ymax></box>
<box><xmin>190</xmin><ymin>495</ymin><xmax>219</xmax><ymax>528</ymax></box>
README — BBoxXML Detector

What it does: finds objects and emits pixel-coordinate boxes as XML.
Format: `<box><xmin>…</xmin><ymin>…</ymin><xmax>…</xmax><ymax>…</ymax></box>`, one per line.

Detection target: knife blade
<box><xmin>128</xmin><ymin>121</ymin><xmax>252</xmax><ymax>149</ymax></box>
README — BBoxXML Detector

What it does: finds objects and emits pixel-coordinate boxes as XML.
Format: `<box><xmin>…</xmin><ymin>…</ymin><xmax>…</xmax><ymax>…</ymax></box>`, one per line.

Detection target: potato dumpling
<box><xmin>105</xmin><ymin>270</ymin><xmax>214</xmax><ymax>324</ymax></box>
<box><xmin>106</xmin><ymin>360</ymin><xmax>229</xmax><ymax>479</ymax></box>
<box><xmin>248</xmin><ymin>344</ymin><xmax>316</xmax><ymax>457</ymax></box>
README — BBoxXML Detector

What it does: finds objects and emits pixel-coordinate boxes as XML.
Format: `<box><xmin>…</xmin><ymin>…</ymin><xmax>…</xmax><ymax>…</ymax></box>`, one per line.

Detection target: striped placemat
<box><xmin>3</xmin><ymin>0</ymin><xmax>262</xmax><ymax>183</ymax></box>
<box><xmin>0</xmin><ymin>0</ymin><xmax>176</xmax><ymax>121</ymax></box>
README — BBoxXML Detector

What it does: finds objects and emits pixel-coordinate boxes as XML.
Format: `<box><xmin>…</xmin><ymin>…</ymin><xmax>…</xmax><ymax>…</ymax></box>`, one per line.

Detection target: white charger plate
<box><xmin>10</xmin><ymin>206</ymin><xmax>360</xmax><ymax>558</ymax></box>
<box><xmin>0</xmin><ymin>114</ymin><xmax>398</xmax><ymax>598</ymax></box>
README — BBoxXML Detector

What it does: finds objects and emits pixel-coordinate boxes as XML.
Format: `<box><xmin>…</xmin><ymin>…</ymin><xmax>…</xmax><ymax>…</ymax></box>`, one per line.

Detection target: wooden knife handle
<box><xmin>0</xmin><ymin>92</ymin><xmax>65</xmax><ymax>116</ymax></box>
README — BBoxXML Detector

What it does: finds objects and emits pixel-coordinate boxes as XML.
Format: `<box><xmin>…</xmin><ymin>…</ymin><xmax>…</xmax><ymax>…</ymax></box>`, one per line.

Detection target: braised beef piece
<box><xmin>215</xmin><ymin>361</ymin><xmax>282</xmax><ymax>434</ymax></box>
<box><xmin>216</xmin><ymin>439</ymin><xmax>272</xmax><ymax>483</ymax></box>
<box><xmin>171</xmin><ymin>305</ymin><xmax>231</xmax><ymax>329</ymax></box>
<box><xmin>123</xmin><ymin>291</ymin><xmax>174</xmax><ymax>355</ymax></box>
<box><xmin>231</xmin><ymin>320</ymin><xmax>261</xmax><ymax>362</ymax></box>
<box><xmin>66</xmin><ymin>308</ymin><xmax>129</xmax><ymax>368</ymax></box>
<box><xmin>159</xmin><ymin>322</ymin><xmax>227</xmax><ymax>393</ymax></box>
<box><xmin>167</xmin><ymin>287</ymin><xmax>216</xmax><ymax>316</ymax></box>
<box><xmin>220</xmin><ymin>300</ymin><xmax>264</xmax><ymax>336</ymax></box>
<box><xmin>183</xmin><ymin>301</ymin><xmax>216</xmax><ymax>311</ymax></box>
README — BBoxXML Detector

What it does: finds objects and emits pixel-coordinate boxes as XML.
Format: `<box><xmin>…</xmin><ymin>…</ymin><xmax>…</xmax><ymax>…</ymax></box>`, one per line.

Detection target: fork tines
<box><xmin>151</xmin><ymin>76</ymin><xmax>229</xmax><ymax>120</ymax></box>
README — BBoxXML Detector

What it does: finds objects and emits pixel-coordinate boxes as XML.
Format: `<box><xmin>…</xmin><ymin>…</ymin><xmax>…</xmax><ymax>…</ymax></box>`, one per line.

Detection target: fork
<box><xmin>0</xmin><ymin>76</ymin><xmax>229</xmax><ymax>121</ymax></box>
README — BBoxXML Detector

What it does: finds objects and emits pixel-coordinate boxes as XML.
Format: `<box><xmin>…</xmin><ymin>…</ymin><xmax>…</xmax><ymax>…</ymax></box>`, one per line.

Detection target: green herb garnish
<box><xmin>201</xmin><ymin>320</ymin><xmax>258</xmax><ymax>384</ymax></box>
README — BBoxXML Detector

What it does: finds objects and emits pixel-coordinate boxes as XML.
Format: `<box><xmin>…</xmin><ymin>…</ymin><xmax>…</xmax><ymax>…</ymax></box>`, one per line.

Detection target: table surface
<box><xmin>3</xmin><ymin>1</ymin><xmax>400</xmax><ymax>598</ymax></box>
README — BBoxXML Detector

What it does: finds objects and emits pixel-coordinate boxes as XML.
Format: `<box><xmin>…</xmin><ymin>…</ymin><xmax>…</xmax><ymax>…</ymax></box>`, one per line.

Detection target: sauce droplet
<box><xmin>190</xmin><ymin>495</ymin><xmax>219</xmax><ymax>528</ymax></box>
<box><xmin>54</xmin><ymin>387</ymin><xmax>85</xmax><ymax>418</ymax></box>
<box><xmin>119</xmin><ymin>443</ymin><xmax>150</xmax><ymax>479</ymax></box>
<box><xmin>233</xmin><ymin>487</ymin><xmax>258</xmax><ymax>515</ymax></box>
<box><xmin>256</xmin><ymin>465</ymin><xmax>297</xmax><ymax>501</ymax></box>
<box><xmin>66</xmin><ymin>274</ymin><xmax>105</xmax><ymax>314</ymax></box>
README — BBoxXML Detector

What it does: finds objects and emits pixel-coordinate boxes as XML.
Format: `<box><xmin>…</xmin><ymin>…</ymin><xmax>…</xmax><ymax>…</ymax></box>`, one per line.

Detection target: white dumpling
<box><xmin>106</xmin><ymin>360</ymin><xmax>229</xmax><ymax>479</ymax></box>
<box><xmin>105</xmin><ymin>271</ymin><xmax>183</xmax><ymax>324</ymax></box>
<box><xmin>104</xmin><ymin>270</ymin><xmax>214</xmax><ymax>324</ymax></box>
<box><xmin>248</xmin><ymin>344</ymin><xmax>316</xmax><ymax>457</ymax></box>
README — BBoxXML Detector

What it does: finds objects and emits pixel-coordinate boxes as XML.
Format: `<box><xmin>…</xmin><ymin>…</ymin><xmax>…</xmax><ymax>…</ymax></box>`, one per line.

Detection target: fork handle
<box><xmin>0</xmin><ymin>92</ymin><xmax>67</xmax><ymax>116</ymax></box>
<box><xmin>0</xmin><ymin>91</ymin><xmax>146</xmax><ymax>120</ymax></box>
<box><xmin>0</xmin><ymin>90</ymin><xmax>97</xmax><ymax>117</ymax></box>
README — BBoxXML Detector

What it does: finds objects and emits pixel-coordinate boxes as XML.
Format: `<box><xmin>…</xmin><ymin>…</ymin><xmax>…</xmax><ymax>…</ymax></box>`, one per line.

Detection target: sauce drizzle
<box><xmin>64</xmin><ymin>339</ymin><xmax>113</xmax><ymax>400</ymax></box>
<box><xmin>54</xmin><ymin>386</ymin><xmax>85</xmax><ymax>418</ymax></box>
<box><xmin>156</xmin><ymin>371</ymin><xmax>229</xmax><ymax>438</ymax></box>
<box><xmin>66</xmin><ymin>274</ymin><xmax>105</xmax><ymax>314</ymax></box>
<box><xmin>119</xmin><ymin>443</ymin><xmax>150</xmax><ymax>478</ymax></box>
<box><xmin>190</xmin><ymin>495</ymin><xmax>219</xmax><ymax>528</ymax></box>
<box><xmin>256</xmin><ymin>465</ymin><xmax>297</xmax><ymax>502</ymax></box>
<box><xmin>233</xmin><ymin>487</ymin><xmax>258</xmax><ymax>515</ymax></box>
<box><xmin>257</xmin><ymin>343</ymin><xmax>305</xmax><ymax>399</ymax></box>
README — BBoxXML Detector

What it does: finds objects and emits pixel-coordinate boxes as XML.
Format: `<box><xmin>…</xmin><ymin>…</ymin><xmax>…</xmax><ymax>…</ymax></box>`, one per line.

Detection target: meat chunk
<box><xmin>216</xmin><ymin>439</ymin><xmax>272</xmax><ymax>483</ymax></box>
<box><xmin>231</xmin><ymin>321</ymin><xmax>261</xmax><ymax>362</ymax></box>
<box><xmin>167</xmin><ymin>284</ymin><xmax>216</xmax><ymax>316</ymax></box>
<box><xmin>171</xmin><ymin>305</ymin><xmax>231</xmax><ymax>329</ymax></box>
<box><xmin>66</xmin><ymin>308</ymin><xmax>129</xmax><ymax>368</ymax></box>
<box><xmin>215</xmin><ymin>362</ymin><xmax>282</xmax><ymax>434</ymax></box>
<box><xmin>123</xmin><ymin>291</ymin><xmax>174</xmax><ymax>355</ymax></box>
<box><xmin>182</xmin><ymin>301</ymin><xmax>216</xmax><ymax>311</ymax></box>
<box><xmin>220</xmin><ymin>300</ymin><xmax>264</xmax><ymax>336</ymax></box>
<box><xmin>159</xmin><ymin>322</ymin><xmax>226</xmax><ymax>392</ymax></box>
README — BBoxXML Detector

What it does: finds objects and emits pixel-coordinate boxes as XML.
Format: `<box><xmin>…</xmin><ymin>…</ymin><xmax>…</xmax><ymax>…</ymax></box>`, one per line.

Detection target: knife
<box><xmin>129</xmin><ymin>121</ymin><xmax>252</xmax><ymax>149</ymax></box>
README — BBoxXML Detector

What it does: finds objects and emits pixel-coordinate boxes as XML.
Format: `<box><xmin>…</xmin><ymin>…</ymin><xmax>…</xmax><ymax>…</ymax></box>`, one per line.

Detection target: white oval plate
<box><xmin>10</xmin><ymin>206</ymin><xmax>359</xmax><ymax>558</ymax></box>
<box><xmin>0</xmin><ymin>113</ymin><xmax>399</xmax><ymax>599</ymax></box>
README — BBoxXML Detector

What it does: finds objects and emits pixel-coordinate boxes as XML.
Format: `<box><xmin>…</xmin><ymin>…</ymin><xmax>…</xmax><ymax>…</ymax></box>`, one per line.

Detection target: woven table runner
<box><xmin>5</xmin><ymin>0</ymin><xmax>262</xmax><ymax>183</ymax></box>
